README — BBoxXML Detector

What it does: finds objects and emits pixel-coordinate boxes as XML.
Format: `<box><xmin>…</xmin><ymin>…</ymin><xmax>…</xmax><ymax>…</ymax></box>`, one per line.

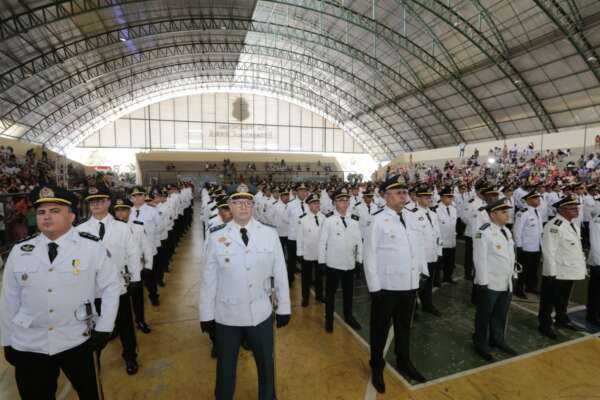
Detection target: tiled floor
<box><xmin>2</xmin><ymin>211</ymin><xmax>600</xmax><ymax>400</ymax></box>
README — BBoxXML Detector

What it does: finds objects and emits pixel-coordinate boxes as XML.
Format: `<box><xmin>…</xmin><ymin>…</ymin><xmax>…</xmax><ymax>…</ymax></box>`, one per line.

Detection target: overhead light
<box><xmin>220</xmin><ymin>26</ymin><xmax>227</xmax><ymax>30</ymax></box>
<box><xmin>513</xmin><ymin>79</ymin><xmax>521</xmax><ymax>85</ymax></box>
<box><xmin>120</xmin><ymin>37</ymin><xmax>127</xmax><ymax>42</ymax></box>
<box><xmin>487</xmin><ymin>157</ymin><xmax>495</xmax><ymax>164</ymax></box>
<box><xmin>588</xmin><ymin>55</ymin><xmax>597</xmax><ymax>62</ymax></box>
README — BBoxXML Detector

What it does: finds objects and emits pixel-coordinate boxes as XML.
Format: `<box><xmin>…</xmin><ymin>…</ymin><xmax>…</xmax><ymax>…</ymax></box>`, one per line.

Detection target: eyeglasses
<box><xmin>230</xmin><ymin>200</ymin><xmax>254</xmax><ymax>208</ymax></box>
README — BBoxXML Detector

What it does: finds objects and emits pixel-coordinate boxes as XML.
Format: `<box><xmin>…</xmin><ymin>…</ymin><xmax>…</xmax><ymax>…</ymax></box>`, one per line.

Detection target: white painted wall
<box><xmin>387</xmin><ymin>123</ymin><xmax>600</xmax><ymax>166</ymax></box>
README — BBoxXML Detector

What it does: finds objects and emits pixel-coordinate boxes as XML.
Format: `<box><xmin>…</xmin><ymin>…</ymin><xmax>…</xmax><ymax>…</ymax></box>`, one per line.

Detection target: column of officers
<box><xmin>201</xmin><ymin>176</ymin><xmax>599</xmax><ymax>398</ymax></box>
<box><xmin>1</xmin><ymin>183</ymin><xmax>193</xmax><ymax>400</ymax></box>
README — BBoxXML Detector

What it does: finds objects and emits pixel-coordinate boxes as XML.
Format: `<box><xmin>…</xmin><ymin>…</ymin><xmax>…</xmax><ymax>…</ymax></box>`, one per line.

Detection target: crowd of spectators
<box><xmin>384</xmin><ymin>142</ymin><xmax>600</xmax><ymax>190</ymax></box>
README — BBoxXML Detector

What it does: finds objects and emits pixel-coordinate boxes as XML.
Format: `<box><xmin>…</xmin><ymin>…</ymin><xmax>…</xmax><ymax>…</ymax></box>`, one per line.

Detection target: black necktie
<box><xmin>301</xmin><ymin>202</ymin><xmax>305</xmax><ymax>213</ymax></box>
<box><xmin>48</xmin><ymin>242</ymin><xmax>58</xmax><ymax>263</ymax></box>
<box><xmin>425</xmin><ymin>211</ymin><xmax>433</xmax><ymax>227</ymax></box>
<box><xmin>98</xmin><ymin>222</ymin><xmax>105</xmax><ymax>240</ymax></box>
<box><xmin>397</xmin><ymin>212</ymin><xmax>406</xmax><ymax>228</ymax></box>
<box><xmin>570</xmin><ymin>223</ymin><xmax>577</xmax><ymax>233</ymax></box>
<box><xmin>500</xmin><ymin>228</ymin><xmax>508</xmax><ymax>241</ymax></box>
<box><xmin>315</xmin><ymin>215</ymin><xmax>319</xmax><ymax>227</ymax></box>
<box><xmin>367</xmin><ymin>204</ymin><xmax>371</xmax><ymax>213</ymax></box>
<box><xmin>136</xmin><ymin>210</ymin><xmax>140</xmax><ymax>218</ymax></box>
<box><xmin>341</xmin><ymin>216</ymin><xmax>347</xmax><ymax>228</ymax></box>
<box><xmin>240</xmin><ymin>228</ymin><xmax>249</xmax><ymax>246</ymax></box>
<box><xmin>534</xmin><ymin>209</ymin><xmax>539</xmax><ymax>218</ymax></box>
<box><xmin>446</xmin><ymin>206</ymin><xmax>450</xmax><ymax>216</ymax></box>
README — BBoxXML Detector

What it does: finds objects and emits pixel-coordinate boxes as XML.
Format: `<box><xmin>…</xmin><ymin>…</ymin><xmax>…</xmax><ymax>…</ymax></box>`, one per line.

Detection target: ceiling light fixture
<box><xmin>120</xmin><ymin>37</ymin><xmax>127</xmax><ymax>42</ymax></box>
<box><xmin>587</xmin><ymin>55</ymin><xmax>597</xmax><ymax>62</ymax></box>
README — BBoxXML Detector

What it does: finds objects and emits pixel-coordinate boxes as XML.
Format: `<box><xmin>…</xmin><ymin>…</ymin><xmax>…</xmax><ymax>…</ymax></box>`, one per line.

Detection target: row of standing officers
<box><xmin>198</xmin><ymin>176</ymin><xmax>597</xmax><ymax>398</ymax></box>
<box><xmin>0</xmin><ymin>183</ymin><xmax>193</xmax><ymax>399</ymax></box>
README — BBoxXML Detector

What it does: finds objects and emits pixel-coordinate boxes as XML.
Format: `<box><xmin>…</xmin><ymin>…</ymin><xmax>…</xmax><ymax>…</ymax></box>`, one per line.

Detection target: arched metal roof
<box><xmin>1</xmin><ymin>0</ymin><xmax>599</xmax><ymax>161</ymax></box>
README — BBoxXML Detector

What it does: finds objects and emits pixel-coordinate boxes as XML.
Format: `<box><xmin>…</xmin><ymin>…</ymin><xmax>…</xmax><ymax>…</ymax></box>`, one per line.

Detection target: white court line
<box><xmin>410</xmin><ymin>334</ymin><xmax>599</xmax><ymax>391</ymax></box>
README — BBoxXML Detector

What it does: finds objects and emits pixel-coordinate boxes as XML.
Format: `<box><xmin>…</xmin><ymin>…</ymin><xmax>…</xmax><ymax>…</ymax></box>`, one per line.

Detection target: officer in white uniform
<box><xmin>113</xmin><ymin>198</ymin><xmax>154</xmax><ymax>334</ymax></box>
<box><xmin>364</xmin><ymin>175</ymin><xmax>428</xmax><ymax>390</ymax></box>
<box><xmin>286</xmin><ymin>183</ymin><xmax>309</xmax><ymax>284</ymax></box>
<box><xmin>77</xmin><ymin>187</ymin><xmax>141</xmax><ymax>375</ymax></box>
<box><xmin>199</xmin><ymin>184</ymin><xmax>291</xmax><ymax>400</ymax></box>
<box><xmin>464</xmin><ymin>182</ymin><xmax>487</xmax><ymax>281</ymax></box>
<box><xmin>473</xmin><ymin>198</ymin><xmax>517</xmax><ymax>362</ymax></box>
<box><xmin>129</xmin><ymin>186</ymin><xmax>161</xmax><ymax>306</ymax></box>
<box><xmin>353</xmin><ymin>187</ymin><xmax>380</xmax><ymax>241</ymax></box>
<box><xmin>501</xmin><ymin>186</ymin><xmax>515</xmax><ymax>231</ymax></box>
<box><xmin>0</xmin><ymin>185</ymin><xmax>121</xmax><ymax>400</ymax></box>
<box><xmin>544</xmin><ymin>182</ymin><xmax>561</xmax><ymax>219</ymax></box>
<box><xmin>436</xmin><ymin>187</ymin><xmax>458</xmax><ymax>284</ymax></box>
<box><xmin>512</xmin><ymin>190</ymin><xmax>543</xmax><ymax>299</ymax></box>
<box><xmin>587</xmin><ymin>208</ymin><xmax>600</xmax><ymax>325</ymax></box>
<box><xmin>318</xmin><ymin>188</ymin><xmax>363</xmax><ymax>333</ymax></box>
<box><xmin>270</xmin><ymin>188</ymin><xmax>291</xmax><ymax>282</ymax></box>
<box><xmin>407</xmin><ymin>186</ymin><xmax>442</xmax><ymax>316</ymax></box>
<box><xmin>539</xmin><ymin>195</ymin><xmax>587</xmax><ymax>339</ymax></box>
<box><xmin>296</xmin><ymin>193</ymin><xmax>325</xmax><ymax>306</ymax></box>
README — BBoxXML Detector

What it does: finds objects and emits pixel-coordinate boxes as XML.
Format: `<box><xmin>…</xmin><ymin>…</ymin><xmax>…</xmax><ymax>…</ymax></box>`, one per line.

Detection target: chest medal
<box><xmin>21</xmin><ymin>273</ymin><xmax>28</xmax><ymax>281</ymax></box>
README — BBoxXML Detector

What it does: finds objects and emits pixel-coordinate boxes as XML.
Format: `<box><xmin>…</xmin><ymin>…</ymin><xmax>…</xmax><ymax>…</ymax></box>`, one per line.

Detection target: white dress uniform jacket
<box><xmin>588</xmin><ymin>214</ymin><xmax>600</xmax><ymax>266</ymax></box>
<box><xmin>436</xmin><ymin>203</ymin><xmax>457</xmax><ymax>248</ymax></box>
<box><xmin>0</xmin><ymin>229</ymin><xmax>121</xmax><ymax>355</ymax></box>
<box><xmin>407</xmin><ymin>205</ymin><xmax>442</xmax><ymax>262</ymax></box>
<box><xmin>129</xmin><ymin>220</ymin><xmax>154</xmax><ymax>273</ymax></box>
<box><xmin>473</xmin><ymin>223</ymin><xmax>515</xmax><ymax>291</ymax></box>
<box><xmin>296</xmin><ymin>211</ymin><xmax>324</xmax><ymax>261</ymax></box>
<box><xmin>270</xmin><ymin>200</ymin><xmax>289</xmax><ymax>238</ymax></box>
<box><xmin>129</xmin><ymin>203</ymin><xmax>161</xmax><ymax>255</ymax></box>
<box><xmin>78</xmin><ymin>214</ymin><xmax>141</xmax><ymax>293</ymax></box>
<box><xmin>286</xmin><ymin>198</ymin><xmax>307</xmax><ymax>241</ymax></box>
<box><xmin>353</xmin><ymin>201</ymin><xmax>380</xmax><ymax>240</ymax></box>
<box><xmin>364</xmin><ymin>206</ymin><xmax>428</xmax><ymax>292</ymax></box>
<box><xmin>318</xmin><ymin>210</ymin><xmax>363</xmax><ymax>270</ymax></box>
<box><xmin>199</xmin><ymin>219</ymin><xmax>291</xmax><ymax>326</ymax></box>
<box><xmin>542</xmin><ymin>215</ymin><xmax>586</xmax><ymax>280</ymax></box>
<box><xmin>465</xmin><ymin>197</ymin><xmax>484</xmax><ymax>238</ymax></box>
<box><xmin>544</xmin><ymin>191</ymin><xmax>560</xmax><ymax>218</ymax></box>
<box><xmin>512</xmin><ymin>207</ymin><xmax>543</xmax><ymax>252</ymax></box>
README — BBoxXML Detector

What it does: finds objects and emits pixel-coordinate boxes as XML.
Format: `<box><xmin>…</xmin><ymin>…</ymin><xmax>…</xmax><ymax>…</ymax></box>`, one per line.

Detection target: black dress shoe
<box><xmin>556</xmin><ymin>321</ymin><xmax>585</xmax><ymax>332</ymax></box>
<box><xmin>371</xmin><ymin>369</ymin><xmax>385</xmax><ymax>393</ymax></box>
<box><xmin>397</xmin><ymin>361</ymin><xmax>427</xmax><ymax>383</ymax></box>
<box><xmin>525</xmin><ymin>288</ymin><xmax>539</xmax><ymax>295</ymax></box>
<box><xmin>150</xmin><ymin>297</ymin><xmax>160</xmax><ymax>306</ymax></box>
<box><xmin>136</xmin><ymin>321</ymin><xmax>151</xmax><ymax>334</ymax></box>
<box><xmin>345</xmin><ymin>316</ymin><xmax>362</xmax><ymax>330</ymax></box>
<box><xmin>301</xmin><ymin>299</ymin><xmax>309</xmax><ymax>307</ymax></box>
<box><xmin>538</xmin><ymin>326</ymin><xmax>558</xmax><ymax>339</ymax></box>
<box><xmin>325</xmin><ymin>321</ymin><xmax>333</xmax><ymax>333</ymax></box>
<box><xmin>495</xmin><ymin>343</ymin><xmax>518</xmax><ymax>356</ymax></box>
<box><xmin>158</xmin><ymin>280</ymin><xmax>166</xmax><ymax>288</ymax></box>
<box><xmin>423</xmin><ymin>307</ymin><xmax>442</xmax><ymax>317</ymax></box>
<box><xmin>316</xmin><ymin>296</ymin><xmax>325</xmax><ymax>303</ymax></box>
<box><xmin>474</xmin><ymin>347</ymin><xmax>495</xmax><ymax>362</ymax></box>
<box><xmin>126</xmin><ymin>359</ymin><xmax>139</xmax><ymax>375</ymax></box>
<box><xmin>443</xmin><ymin>278</ymin><xmax>458</xmax><ymax>285</ymax></box>
<box><xmin>211</xmin><ymin>347</ymin><xmax>217</xmax><ymax>359</ymax></box>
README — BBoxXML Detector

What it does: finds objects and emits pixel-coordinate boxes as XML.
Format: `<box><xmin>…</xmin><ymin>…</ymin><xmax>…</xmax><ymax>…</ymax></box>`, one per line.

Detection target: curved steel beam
<box><xmin>532</xmin><ymin>0</ymin><xmax>600</xmax><ymax>84</ymax></box>
<box><xmin>2</xmin><ymin>42</ymin><xmax>422</xmax><ymax>151</ymax></box>
<box><xmin>23</xmin><ymin>60</ymin><xmax>398</xmax><ymax>158</ymax></box>
<box><xmin>262</xmin><ymin>0</ymin><xmax>498</xmax><ymax>139</ymax></box>
<box><xmin>410</xmin><ymin>0</ymin><xmax>557</xmax><ymax>134</ymax></box>
<box><xmin>47</xmin><ymin>75</ymin><xmax>393</xmax><ymax>160</ymax></box>
<box><xmin>0</xmin><ymin>17</ymin><xmax>459</xmax><ymax>147</ymax></box>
